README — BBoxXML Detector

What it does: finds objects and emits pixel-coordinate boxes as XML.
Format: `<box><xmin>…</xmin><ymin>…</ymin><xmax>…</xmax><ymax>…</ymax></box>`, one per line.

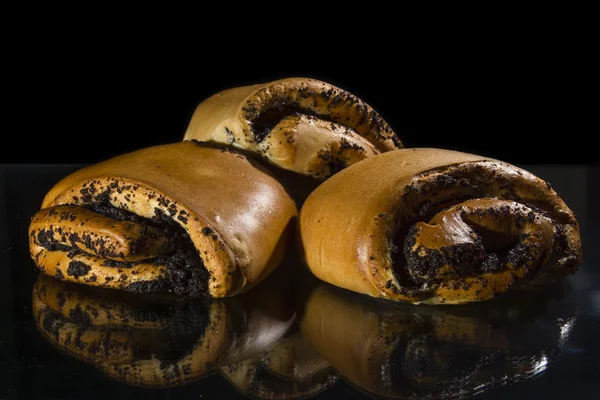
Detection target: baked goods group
<box><xmin>28</xmin><ymin>78</ymin><xmax>581</xmax><ymax>305</ymax></box>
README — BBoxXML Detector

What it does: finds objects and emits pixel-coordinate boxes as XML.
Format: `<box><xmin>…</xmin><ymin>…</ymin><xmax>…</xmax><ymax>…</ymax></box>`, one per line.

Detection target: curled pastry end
<box><xmin>184</xmin><ymin>78</ymin><xmax>401</xmax><ymax>178</ymax></box>
<box><xmin>299</xmin><ymin>149</ymin><xmax>582</xmax><ymax>304</ymax></box>
<box><xmin>30</xmin><ymin>181</ymin><xmax>239</xmax><ymax>297</ymax></box>
<box><xmin>404</xmin><ymin>199</ymin><xmax>555</xmax><ymax>304</ymax></box>
<box><xmin>29</xmin><ymin>142</ymin><xmax>297</xmax><ymax>297</ymax></box>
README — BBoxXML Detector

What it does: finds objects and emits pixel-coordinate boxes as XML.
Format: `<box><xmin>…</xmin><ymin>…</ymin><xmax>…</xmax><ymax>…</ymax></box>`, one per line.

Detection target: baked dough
<box><xmin>184</xmin><ymin>78</ymin><xmax>402</xmax><ymax>179</ymax></box>
<box><xmin>299</xmin><ymin>148</ymin><xmax>581</xmax><ymax>304</ymax></box>
<box><xmin>301</xmin><ymin>283</ymin><xmax>576</xmax><ymax>398</ymax></box>
<box><xmin>29</xmin><ymin>141</ymin><xmax>297</xmax><ymax>297</ymax></box>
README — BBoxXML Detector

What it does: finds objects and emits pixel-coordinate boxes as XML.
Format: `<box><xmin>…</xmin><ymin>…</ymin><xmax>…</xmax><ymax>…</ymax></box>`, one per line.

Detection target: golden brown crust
<box><xmin>29</xmin><ymin>141</ymin><xmax>297</xmax><ymax>297</ymax></box>
<box><xmin>299</xmin><ymin>148</ymin><xmax>581</xmax><ymax>304</ymax></box>
<box><xmin>184</xmin><ymin>78</ymin><xmax>401</xmax><ymax>179</ymax></box>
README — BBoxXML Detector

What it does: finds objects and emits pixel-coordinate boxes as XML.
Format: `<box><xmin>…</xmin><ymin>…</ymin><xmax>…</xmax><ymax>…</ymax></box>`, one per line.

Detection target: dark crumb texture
<box><xmin>124</xmin><ymin>280</ymin><xmax>169</xmax><ymax>293</ymax></box>
<box><xmin>35</xmin><ymin>200</ymin><xmax>211</xmax><ymax>297</ymax></box>
<box><xmin>151</xmin><ymin>208</ymin><xmax>210</xmax><ymax>297</ymax></box>
<box><xmin>252</xmin><ymin>104</ymin><xmax>334</xmax><ymax>142</ymax></box>
<box><xmin>245</xmin><ymin>82</ymin><xmax>398</xmax><ymax>146</ymax></box>
<box><xmin>404</xmin><ymin>231</ymin><xmax>488</xmax><ymax>283</ymax></box>
<box><xmin>390</xmin><ymin>161</ymin><xmax>578</xmax><ymax>295</ymax></box>
<box><xmin>66</xmin><ymin>261</ymin><xmax>91</xmax><ymax>277</ymax></box>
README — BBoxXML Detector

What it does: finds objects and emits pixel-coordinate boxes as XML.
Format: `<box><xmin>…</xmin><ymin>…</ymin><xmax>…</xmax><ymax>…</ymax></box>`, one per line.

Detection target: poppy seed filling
<box><xmin>388</xmin><ymin>161</ymin><xmax>578</xmax><ymax>296</ymax></box>
<box><xmin>34</xmin><ymin>202</ymin><xmax>210</xmax><ymax>296</ymax></box>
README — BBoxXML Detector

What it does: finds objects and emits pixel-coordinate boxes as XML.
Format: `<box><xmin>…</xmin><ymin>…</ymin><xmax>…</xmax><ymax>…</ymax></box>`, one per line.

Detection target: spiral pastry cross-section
<box><xmin>28</xmin><ymin>141</ymin><xmax>297</xmax><ymax>297</ymax></box>
<box><xmin>184</xmin><ymin>78</ymin><xmax>402</xmax><ymax>179</ymax></box>
<box><xmin>299</xmin><ymin>149</ymin><xmax>581</xmax><ymax>304</ymax></box>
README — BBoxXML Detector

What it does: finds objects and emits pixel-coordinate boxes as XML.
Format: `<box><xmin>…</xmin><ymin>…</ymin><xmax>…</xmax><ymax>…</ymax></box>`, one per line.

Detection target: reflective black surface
<box><xmin>1</xmin><ymin>164</ymin><xmax>599</xmax><ymax>399</ymax></box>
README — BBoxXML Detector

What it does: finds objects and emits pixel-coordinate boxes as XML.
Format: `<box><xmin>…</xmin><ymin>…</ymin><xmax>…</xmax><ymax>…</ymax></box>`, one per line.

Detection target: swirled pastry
<box><xmin>184</xmin><ymin>78</ymin><xmax>402</xmax><ymax>179</ymax></box>
<box><xmin>29</xmin><ymin>141</ymin><xmax>297</xmax><ymax>297</ymax></box>
<box><xmin>299</xmin><ymin>149</ymin><xmax>581</xmax><ymax>304</ymax></box>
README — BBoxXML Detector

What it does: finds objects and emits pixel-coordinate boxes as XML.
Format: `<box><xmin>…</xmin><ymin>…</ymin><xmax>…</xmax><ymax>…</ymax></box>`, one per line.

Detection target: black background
<box><xmin>3</xmin><ymin>40</ymin><xmax>599</xmax><ymax>398</ymax></box>
<box><xmin>4</xmin><ymin>49</ymin><xmax>596</xmax><ymax>165</ymax></box>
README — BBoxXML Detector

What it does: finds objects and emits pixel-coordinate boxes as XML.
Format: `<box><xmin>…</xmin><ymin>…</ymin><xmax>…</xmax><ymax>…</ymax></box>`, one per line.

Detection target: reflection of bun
<box><xmin>32</xmin><ymin>271</ymin><xmax>296</xmax><ymax>388</ymax></box>
<box><xmin>29</xmin><ymin>141</ymin><xmax>297</xmax><ymax>297</ymax></box>
<box><xmin>300</xmin><ymin>283</ymin><xmax>576</xmax><ymax>399</ymax></box>
<box><xmin>184</xmin><ymin>78</ymin><xmax>401</xmax><ymax>179</ymax></box>
<box><xmin>221</xmin><ymin>330</ymin><xmax>336</xmax><ymax>400</ymax></box>
<box><xmin>33</xmin><ymin>275</ymin><xmax>231</xmax><ymax>387</ymax></box>
<box><xmin>264</xmin><ymin>331</ymin><xmax>331</xmax><ymax>381</ymax></box>
<box><xmin>299</xmin><ymin>149</ymin><xmax>581</xmax><ymax>304</ymax></box>
<box><xmin>300</xmin><ymin>284</ymin><xmax>410</xmax><ymax>396</ymax></box>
